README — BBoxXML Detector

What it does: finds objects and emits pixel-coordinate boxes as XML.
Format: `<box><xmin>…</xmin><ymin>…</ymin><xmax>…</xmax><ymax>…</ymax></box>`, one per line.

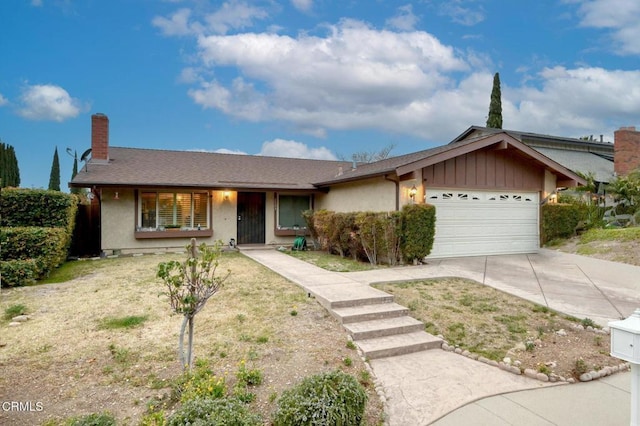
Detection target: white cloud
<box><xmin>386</xmin><ymin>4</ymin><xmax>419</xmax><ymax>31</ymax></box>
<box><xmin>259</xmin><ymin>139</ymin><xmax>337</xmax><ymax>160</ymax></box>
<box><xmin>439</xmin><ymin>1</ymin><xmax>485</xmax><ymax>26</ymax></box>
<box><xmin>190</xmin><ymin>19</ymin><xmax>469</xmax><ymax>135</ymax></box>
<box><xmin>291</xmin><ymin>0</ymin><xmax>313</xmax><ymax>13</ymax></box>
<box><xmin>573</xmin><ymin>0</ymin><xmax>640</xmax><ymax>55</ymax></box>
<box><xmin>0</xmin><ymin>93</ymin><xmax>8</xmax><ymax>106</ymax></box>
<box><xmin>215</xmin><ymin>148</ymin><xmax>248</xmax><ymax>155</ymax></box>
<box><xmin>162</xmin><ymin>9</ymin><xmax>639</xmax><ymax>144</ymax></box>
<box><xmin>507</xmin><ymin>66</ymin><xmax>640</xmax><ymax>136</ymax></box>
<box><xmin>153</xmin><ymin>1</ymin><xmax>267</xmax><ymax>36</ymax></box>
<box><xmin>152</xmin><ymin>8</ymin><xmax>199</xmax><ymax>36</ymax></box>
<box><xmin>204</xmin><ymin>0</ymin><xmax>268</xmax><ymax>35</ymax></box>
<box><xmin>18</xmin><ymin>84</ymin><xmax>85</xmax><ymax>122</ymax></box>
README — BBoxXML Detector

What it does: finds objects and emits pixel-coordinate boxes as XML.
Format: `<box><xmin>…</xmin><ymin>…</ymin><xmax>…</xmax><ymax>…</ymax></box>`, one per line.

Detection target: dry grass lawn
<box><xmin>0</xmin><ymin>252</ymin><xmax>382</xmax><ymax>425</ymax></box>
<box><xmin>374</xmin><ymin>278</ymin><xmax>619</xmax><ymax>380</ymax></box>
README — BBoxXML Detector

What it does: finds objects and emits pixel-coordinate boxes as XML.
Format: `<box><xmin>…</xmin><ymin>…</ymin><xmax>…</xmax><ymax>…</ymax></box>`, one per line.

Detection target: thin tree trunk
<box><xmin>179</xmin><ymin>315</ymin><xmax>188</xmax><ymax>370</ymax></box>
<box><xmin>187</xmin><ymin>316</ymin><xmax>194</xmax><ymax>370</ymax></box>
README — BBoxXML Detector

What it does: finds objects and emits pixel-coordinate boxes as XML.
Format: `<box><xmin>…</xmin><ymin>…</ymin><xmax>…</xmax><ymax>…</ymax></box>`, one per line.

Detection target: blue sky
<box><xmin>2</xmin><ymin>0</ymin><xmax>639</xmax><ymax>190</ymax></box>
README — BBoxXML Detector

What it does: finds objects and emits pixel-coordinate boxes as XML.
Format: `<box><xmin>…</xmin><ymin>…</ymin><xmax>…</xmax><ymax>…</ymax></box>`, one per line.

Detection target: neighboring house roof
<box><xmin>70</xmin><ymin>132</ymin><xmax>586</xmax><ymax>190</ymax></box>
<box><xmin>533</xmin><ymin>147</ymin><xmax>615</xmax><ymax>183</ymax></box>
<box><xmin>452</xmin><ymin>126</ymin><xmax>615</xmax><ymax>182</ymax></box>
<box><xmin>70</xmin><ymin>147</ymin><xmax>351</xmax><ymax>190</ymax></box>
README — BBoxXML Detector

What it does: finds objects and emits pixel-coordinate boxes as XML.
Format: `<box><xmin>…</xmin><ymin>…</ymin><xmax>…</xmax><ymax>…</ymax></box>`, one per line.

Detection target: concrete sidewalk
<box><xmin>241</xmin><ymin>248</ymin><xmax>640</xmax><ymax>425</ymax></box>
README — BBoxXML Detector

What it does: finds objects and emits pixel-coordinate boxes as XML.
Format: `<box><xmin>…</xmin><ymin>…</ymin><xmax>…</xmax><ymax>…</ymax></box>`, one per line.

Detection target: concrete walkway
<box><xmin>241</xmin><ymin>248</ymin><xmax>640</xmax><ymax>425</ymax></box>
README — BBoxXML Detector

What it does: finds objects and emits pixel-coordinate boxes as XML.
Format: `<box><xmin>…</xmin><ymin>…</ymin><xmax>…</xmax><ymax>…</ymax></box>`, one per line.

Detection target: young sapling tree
<box><xmin>157</xmin><ymin>238</ymin><xmax>229</xmax><ymax>371</ymax></box>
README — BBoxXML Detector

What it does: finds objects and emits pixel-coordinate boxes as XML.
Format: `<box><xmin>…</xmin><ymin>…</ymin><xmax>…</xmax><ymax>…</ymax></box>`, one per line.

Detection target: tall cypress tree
<box><xmin>70</xmin><ymin>150</ymin><xmax>80</xmax><ymax>194</ymax></box>
<box><xmin>0</xmin><ymin>141</ymin><xmax>21</xmax><ymax>188</ymax></box>
<box><xmin>486</xmin><ymin>72</ymin><xmax>503</xmax><ymax>129</ymax></box>
<box><xmin>48</xmin><ymin>146</ymin><xmax>61</xmax><ymax>191</ymax></box>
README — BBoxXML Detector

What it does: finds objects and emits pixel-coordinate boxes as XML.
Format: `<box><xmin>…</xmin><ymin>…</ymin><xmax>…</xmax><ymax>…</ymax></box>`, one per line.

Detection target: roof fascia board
<box><xmin>396</xmin><ymin>133</ymin><xmax>587</xmax><ymax>187</ymax></box>
<box><xmin>396</xmin><ymin>133</ymin><xmax>516</xmax><ymax>176</ymax></box>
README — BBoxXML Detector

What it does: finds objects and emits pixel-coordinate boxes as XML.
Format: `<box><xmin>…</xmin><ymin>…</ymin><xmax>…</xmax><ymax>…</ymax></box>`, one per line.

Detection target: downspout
<box><xmin>384</xmin><ymin>174</ymin><xmax>400</xmax><ymax>211</ymax></box>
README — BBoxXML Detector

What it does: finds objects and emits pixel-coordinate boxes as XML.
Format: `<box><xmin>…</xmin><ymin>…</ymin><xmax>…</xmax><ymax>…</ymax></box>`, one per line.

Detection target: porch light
<box><xmin>409</xmin><ymin>185</ymin><xmax>417</xmax><ymax>200</ymax></box>
<box><xmin>114</xmin><ymin>191</ymin><xmax>120</xmax><ymax>200</ymax></box>
<box><xmin>223</xmin><ymin>191</ymin><xmax>230</xmax><ymax>200</ymax></box>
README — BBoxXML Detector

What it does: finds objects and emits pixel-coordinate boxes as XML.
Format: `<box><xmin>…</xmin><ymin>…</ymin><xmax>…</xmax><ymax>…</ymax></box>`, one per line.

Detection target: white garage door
<box><xmin>425</xmin><ymin>189</ymin><xmax>540</xmax><ymax>258</ymax></box>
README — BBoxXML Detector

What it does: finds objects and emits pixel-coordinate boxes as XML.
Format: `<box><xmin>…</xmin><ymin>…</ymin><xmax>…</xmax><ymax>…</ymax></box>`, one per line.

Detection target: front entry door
<box><xmin>237</xmin><ymin>192</ymin><xmax>265</xmax><ymax>244</ymax></box>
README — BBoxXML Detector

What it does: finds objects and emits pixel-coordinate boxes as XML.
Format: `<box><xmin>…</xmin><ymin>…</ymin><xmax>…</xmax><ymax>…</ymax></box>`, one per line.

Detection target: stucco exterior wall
<box><xmin>543</xmin><ymin>170</ymin><xmax>557</xmax><ymax>201</ymax></box>
<box><xmin>101</xmin><ymin>188</ymin><xmax>220</xmax><ymax>254</ymax></box>
<box><xmin>315</xmin><ymin>177</ymin><xmax>397</xmax><ymax>212</ymax></box>
<box><xmin>212</xmin><ymin>190</ymin><xmax>237</xmax><ymax>246</ymax></box>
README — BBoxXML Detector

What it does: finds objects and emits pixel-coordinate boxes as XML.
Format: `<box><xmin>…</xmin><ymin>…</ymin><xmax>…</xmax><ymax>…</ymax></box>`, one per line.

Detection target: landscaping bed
<box><xmin>373</xmin><ymin>277</ymin><xmax>620</xmax><ymax>381</ymax></box>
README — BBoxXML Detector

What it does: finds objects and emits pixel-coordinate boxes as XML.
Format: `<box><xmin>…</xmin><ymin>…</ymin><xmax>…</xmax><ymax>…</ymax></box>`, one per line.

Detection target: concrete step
<box><xmin>314</xmin><ymin>285</ymin><xmax>394</xmax><ymax>310</ymax></box>
<box><xmin>332</xmin><ymin>302</ymin><xmax>409</xmax><ymax>324</ymax></box>
<box><xmin>356</xmin><ymin>331</ymin><xmax>443</xmax><ymax>360</ymax></box>
<box><xmin>344</xmin><ymin>316</ymin><xmax>424</xmax><ymax>340</ymax></box>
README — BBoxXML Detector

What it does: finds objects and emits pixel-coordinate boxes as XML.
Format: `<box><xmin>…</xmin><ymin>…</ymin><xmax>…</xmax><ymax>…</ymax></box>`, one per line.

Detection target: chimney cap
<box><xmin>619</xmin><ymin>126</ymin><xmax>637</xmax><ymax>131</ymax></box>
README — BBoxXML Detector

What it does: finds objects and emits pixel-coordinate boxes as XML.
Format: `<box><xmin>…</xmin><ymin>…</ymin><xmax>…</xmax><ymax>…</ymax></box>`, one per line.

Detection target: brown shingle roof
<box><xmin>70</xmin><ymin>147</ymin><xmax>351</xmax><ymax>190</ymax></box>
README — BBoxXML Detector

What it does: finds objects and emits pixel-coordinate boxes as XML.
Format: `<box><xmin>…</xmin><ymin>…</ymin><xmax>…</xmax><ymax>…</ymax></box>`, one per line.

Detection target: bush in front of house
<box><xmin>1</xmin><ymin>188</ymin><xmax>77</xmax><ymax>231</ymax></box>
<box><xmin>541</xmin><ymin>203</ymin><xmax>581</xmax><ymax>244</ymax></box>
<box><xmin>272</xmin><ymin>370</ymin><xmax>367</xmax><ymax>426</ymax></box>
<box><xmin>304</xmin><ymin>205</ymin><xmax>435</xmax><ymax>265</ymax></box>
<box><xmin>0</xmin><ymin>189</ymin><xmax>78</xmax><ymax>287</ymax></box>
<box><xmin>166</xmin><ymin>397</ymin><xmax>262</xmax><ymax>426</ymax></box>
<box><xmin>0</xmin><ymin>227</ymin><xmax>68</xmax><ymax>286</ymax></box>
<box><xmin>400</xmin><ymin>203</ymin><xmax>436</xmax><ymax>264</ymax></box>
<box><xmin>354</xmin><ymin>211</ymin><xmax>402</xmax><ymax>265</ymax></box>
<box><xmin>0</xmin><ymin>258</ymin><xmax>43</xmax><ymax>287</ymax></box>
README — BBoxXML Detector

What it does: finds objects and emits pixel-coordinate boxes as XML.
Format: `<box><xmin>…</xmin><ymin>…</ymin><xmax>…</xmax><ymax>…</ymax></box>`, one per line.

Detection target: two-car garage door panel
<box><xmin>425</xmin><ymin>189</ymin><xmax>539</xmax><ymax>258</ymax></box>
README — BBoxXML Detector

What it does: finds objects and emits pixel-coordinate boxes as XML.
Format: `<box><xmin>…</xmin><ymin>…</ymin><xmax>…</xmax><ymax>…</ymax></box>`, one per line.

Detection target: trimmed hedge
<box><xmin>0</xmin><ymin>189</ymin><xmax>77</xmax><ymax>287</ymax></box>
<box><xmin>272</xmin><ymin>370</ymin><xmax>367</xmax><ymax>426</ymax></box>
<box><xmin>541</xmin><ymin>203</ymin><xmax>581</xmax><ymax>244</ymax></box>
<box><xmin>1</xmin><ymin>188</ymin><xmax>77</xmax><ymax>231</ymax></box>
<box><xmin>304</xmin><ymin>205</ymin><xmax>435</xmax><ymax>265</ymax></box>
<box><xmin>400</xmin><ymin>203</ymin><xmax>436</xmax><ymax>263</ymax></box>
<box><xmin>0</xmin><ymin>259</ymin><xmax>42</xmax><ymax>287</ymax></box>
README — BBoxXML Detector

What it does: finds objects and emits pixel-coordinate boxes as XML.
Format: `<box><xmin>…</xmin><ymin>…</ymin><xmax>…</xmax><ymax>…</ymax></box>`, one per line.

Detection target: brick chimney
<box><xmin>614</xmin><ymin>126</ymin><xmax>640</xmax><ymax>176</ymax></box>
<box><xmin>91</xmin><ymin>113</ymin><xmax>109</xmax><ymax>163</ymax></box>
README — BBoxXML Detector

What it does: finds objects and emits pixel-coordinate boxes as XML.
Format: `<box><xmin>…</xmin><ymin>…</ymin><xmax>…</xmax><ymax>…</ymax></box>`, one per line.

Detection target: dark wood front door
<box><xmin>237</xmin><ymin>192</ymin><xmax>265</xmax><ymax>244</ymax></box>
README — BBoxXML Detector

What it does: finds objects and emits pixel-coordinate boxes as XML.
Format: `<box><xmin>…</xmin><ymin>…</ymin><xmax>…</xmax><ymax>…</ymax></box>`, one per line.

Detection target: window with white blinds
<box><xmin>140</xmin><ymin>191</ymin><xmax>209</xmax><ymax>230</ymax></box>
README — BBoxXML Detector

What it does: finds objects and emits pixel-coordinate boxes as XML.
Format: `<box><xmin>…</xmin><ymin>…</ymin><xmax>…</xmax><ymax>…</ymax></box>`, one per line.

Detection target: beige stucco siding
<box><xmin>315</xmin><ymin>177</ymin><xmax>397</xmax><ymax>212</ymax></box>
<box><xmin>101</xmin><ymin>188</ymin><xmax>221</xmax><ymax>254</ymax></box>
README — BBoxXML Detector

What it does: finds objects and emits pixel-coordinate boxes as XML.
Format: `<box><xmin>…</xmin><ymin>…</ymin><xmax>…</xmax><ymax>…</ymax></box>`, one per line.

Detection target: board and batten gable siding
<box><xmin>422</xmin><ymin>148</ymin><xmax>544</xmax><ymax>191</ymax></box>
<box><xmin>315</xmin><ymin>176</ymin><xmax>397</xmax><ymax>212</ymax></box>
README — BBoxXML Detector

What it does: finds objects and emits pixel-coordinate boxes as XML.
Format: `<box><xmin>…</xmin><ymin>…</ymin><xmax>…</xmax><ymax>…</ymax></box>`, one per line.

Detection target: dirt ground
<box><xmin>553</xmin><ymin>235</ymin><xmax>640</xmax><ymax>266</ymax></box>
<box><xmin>0</xmin><ymin>253</ymin><xmax>383</xmax><ymax>426</ymax></box>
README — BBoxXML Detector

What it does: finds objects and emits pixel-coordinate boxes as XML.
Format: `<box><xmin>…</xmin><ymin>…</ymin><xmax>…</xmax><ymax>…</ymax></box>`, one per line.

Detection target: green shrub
<box><xmin>64</xmin><ymin>412</ymin><xmax>117</xmax><ymax>426</ymax></box>
<box><xmin>400</xmin><ymin>203</ymin><xmax>436</xmax><ymax>263</ymax></box>
<box><xmin>273</xmin><ymin>370</ymin><xmax>367</xmax><ymax>426</ymax></box>
<box><xmin>0</xmin><ymin>226</ymin><xmax>69</xmax><ymax>286</ymax></box>
<box><xmin>167</xmin><ymin>398</ymin><xmax>262</xmax><ymax>426</ymax></box>
<box><xmin>0</xmin><ymin>188</ymin><xmax>77</xmax><ymax>230</ymax></box>
<box><xmin>354</xmin><ymin>212</ymin><xmax>401</xmax><ymax>266</ymax></box>
<box><xmin>0</xmin><ymin>258</ymin><xmax>43</xmax><ymax>287</ymax></box>
<box><xmin>172</xmin><ymin>361</ymin><xmax>226</xmax><ymax>403</ymax></box>
<box><xmin>1</xmin><ymin>226</ymin><xmax>69</xmax><ymax>263</ymax></box>
<box><xmin>541</xmin><ymin>203</ymin><xmax>581</xmax><ymax>244</ymax></box>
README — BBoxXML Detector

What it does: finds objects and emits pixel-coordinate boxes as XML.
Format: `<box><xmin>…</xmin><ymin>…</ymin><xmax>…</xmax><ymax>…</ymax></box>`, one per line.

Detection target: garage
<box><xmin>425</xmin><ymin>188</ymin><xmax>539</xmax><ymax>258</ymax></box>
